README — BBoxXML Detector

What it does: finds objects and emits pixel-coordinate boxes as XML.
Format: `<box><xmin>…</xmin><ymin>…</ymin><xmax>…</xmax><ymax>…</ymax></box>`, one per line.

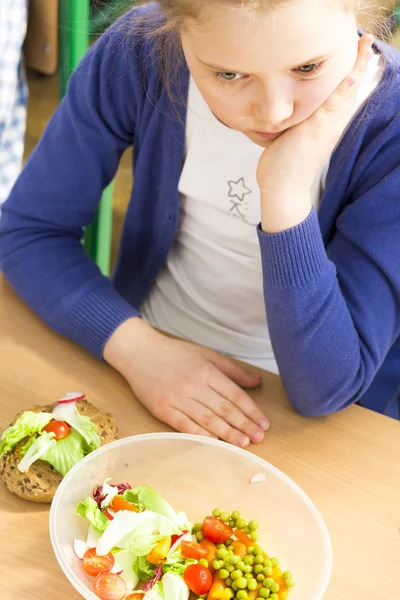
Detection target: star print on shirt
<box><xmin>228</xmin><ymin>177</ymin><xmax>252</xmax><ymax>201</ymax></box>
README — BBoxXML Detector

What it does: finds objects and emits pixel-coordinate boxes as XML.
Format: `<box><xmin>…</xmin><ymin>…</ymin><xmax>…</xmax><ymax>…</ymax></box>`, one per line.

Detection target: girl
<box><xmin>1</xmin><ymin>0</ymin><xmax>399</xmax><ymax>448</ymax></box>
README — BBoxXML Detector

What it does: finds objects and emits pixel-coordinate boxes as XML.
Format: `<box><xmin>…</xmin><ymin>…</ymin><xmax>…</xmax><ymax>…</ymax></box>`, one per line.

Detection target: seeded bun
<box><xmin>0</xmin><ymin>399</ymin><xmax>118</xmax><ymax>503</ymax></box>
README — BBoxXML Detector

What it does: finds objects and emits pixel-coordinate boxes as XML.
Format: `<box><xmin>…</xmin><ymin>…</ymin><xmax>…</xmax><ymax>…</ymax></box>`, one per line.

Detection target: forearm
<box><xmin>103</xmin><ymin>317</ymin><xmax>159</xmax><ymax>377</ymax></box>
<box><xmin>258</xmin><ymin>209</ymin><xmax>382</xmax><ymax>416</ymax></box>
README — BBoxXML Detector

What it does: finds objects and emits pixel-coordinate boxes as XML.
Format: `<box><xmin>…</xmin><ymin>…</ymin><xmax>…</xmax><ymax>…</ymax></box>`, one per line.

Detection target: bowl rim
<box><xmin>49</xmin><ymin>432</ymin><xmax>333</xmax><ymax>600</ymax></box>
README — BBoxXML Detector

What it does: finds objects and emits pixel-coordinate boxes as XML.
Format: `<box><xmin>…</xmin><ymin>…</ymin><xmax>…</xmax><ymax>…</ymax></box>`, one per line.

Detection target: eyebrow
<box><xmin>195</xmin><ymin>53</ymin><xmax>332</xmax><ymax>73</ymax></box>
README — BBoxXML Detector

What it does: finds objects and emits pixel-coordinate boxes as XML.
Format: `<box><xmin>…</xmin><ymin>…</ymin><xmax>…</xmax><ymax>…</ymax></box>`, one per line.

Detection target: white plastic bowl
<box><xmin>49</xmin><ymin>433</ymin><xmax>332</xmax><ymax>600</ymax></box>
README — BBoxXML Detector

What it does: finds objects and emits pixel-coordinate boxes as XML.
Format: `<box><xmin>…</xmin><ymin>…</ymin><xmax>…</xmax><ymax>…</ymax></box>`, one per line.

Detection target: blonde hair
<box><xmin>137</xmin><ymin>0</ymin><xmax>392</xmax><ymax>36</ymax></box>
<box><xmin>115</xmin><ymin>0</ymin><xmax>394</xmax><ymax>105</ymax></box>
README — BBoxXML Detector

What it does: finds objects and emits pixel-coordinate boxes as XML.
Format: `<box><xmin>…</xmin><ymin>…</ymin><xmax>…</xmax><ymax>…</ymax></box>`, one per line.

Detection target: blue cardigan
<box><xmin>1</xmin><ymin>6</ymin><xmax>400</xmax><ymax>418</ymax></box>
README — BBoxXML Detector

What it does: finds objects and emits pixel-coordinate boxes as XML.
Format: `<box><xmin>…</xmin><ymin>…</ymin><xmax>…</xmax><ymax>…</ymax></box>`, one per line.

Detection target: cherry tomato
<box><xmin>201</xmin><ymin>516</ymin><xmax>233</xmax><ymax>544</ymax></box>
<box><xmin>43</xmin><ymin>419</ymin><xmax>70</xmax><ymax>440</ymax></box>
<box><xmin>181</xmin><ymin>540</ymin><xmax>209</xmax><ymax>560</ymax></box>
<box><xmin>184</xmin><ymin>564</ymin><xmax>212</xmax><ymax>595</ymax></box>
<box><xmin>92</xmin><ymin>573</ymin><xmax>127</xmax><ymax>600</ymax></box>
<box><xmin>83</xmin><ymin>548</ymin><xmax>115</xmax><ymax>576</ymax></box>
<box><xmin>199</xmin><ymin>539</ymin><xmax>217</xmax><ymax>568</ymax></box>
<box><xmin>112</xmin><ymin>495</ymin><xmax>139</xmax><ymax>513</ymax></box>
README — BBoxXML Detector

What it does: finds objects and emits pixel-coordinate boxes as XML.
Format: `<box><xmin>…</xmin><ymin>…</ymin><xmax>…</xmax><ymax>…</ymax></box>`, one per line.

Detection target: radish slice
<box><xmin>110</xmin><ymin>562</ymin><xmax>123</xmax><ymax>575</ymax></box>
<box><xmin>74</xmin><ymin>539</ymin><xmax>89</xmax><ymax>559</ymax></box>
<box><xmin>58</xmin><ymin>391</ymin><xmax>85</xmax><ymax>404</ymax></box>
<box><xmin>52</xmin><ymin>402</ymin><xmax>77</xmax><ymax>418</ymax></box>
<box><xmin>169</xmin><ymin>530</ymin><xmax>191</xmax><ymax>555</ymax></box>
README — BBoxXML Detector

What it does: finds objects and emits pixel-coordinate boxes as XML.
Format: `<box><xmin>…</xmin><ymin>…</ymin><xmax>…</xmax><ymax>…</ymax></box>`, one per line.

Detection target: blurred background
<box><xmin>18</xmin><ymin>1</ymin><xmax>400</xmax><ymax>269</ymax></box>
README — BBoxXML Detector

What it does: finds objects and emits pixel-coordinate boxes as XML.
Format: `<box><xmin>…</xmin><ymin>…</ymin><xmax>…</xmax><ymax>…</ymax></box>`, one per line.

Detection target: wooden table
<box><xmin>1</xmin><ymin>274</ymin><xmax>399</xmax><ymax>599</ymax></box>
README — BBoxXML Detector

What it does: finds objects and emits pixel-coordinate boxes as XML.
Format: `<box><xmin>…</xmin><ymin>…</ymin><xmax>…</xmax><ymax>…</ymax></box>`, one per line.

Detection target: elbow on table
<box><xmin>286</xmin><ymin>388</ymin><xmax>355</xmax><ymax>418</ymax></box>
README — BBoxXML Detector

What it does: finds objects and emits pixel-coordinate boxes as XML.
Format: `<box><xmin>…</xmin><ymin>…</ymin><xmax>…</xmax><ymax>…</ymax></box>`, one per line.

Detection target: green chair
<box><xmin>59</xmin><ymin>0</ymin><xmax>113</xmax><ymax>276</ymax></box>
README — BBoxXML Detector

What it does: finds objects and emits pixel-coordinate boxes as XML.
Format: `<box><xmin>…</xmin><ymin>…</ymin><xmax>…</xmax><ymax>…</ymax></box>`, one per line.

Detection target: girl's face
<box><xmin>181</xmin><ymin>0</ymin><xmax>360</xmax><ymax>147</ymax></box>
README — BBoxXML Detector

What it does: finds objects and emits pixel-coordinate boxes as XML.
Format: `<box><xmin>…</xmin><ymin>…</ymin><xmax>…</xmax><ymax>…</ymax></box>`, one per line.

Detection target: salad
<box><xmin>74</xmin><ymin>481</ymin><xmax>295</xmax><ymax>600</ymax></box>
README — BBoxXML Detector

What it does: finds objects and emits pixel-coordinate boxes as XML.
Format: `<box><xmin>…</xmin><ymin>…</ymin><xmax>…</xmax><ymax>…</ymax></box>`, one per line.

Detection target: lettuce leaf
<box><xmin>96</xmin><ymin>510</ymin><xmax>179</xmax><ymax>556</ymax></box>
<box><xmin>40</xmin><ymin>429</ymin><xmax>85</xmax><ymax>477</ymax></box>
<box><xmin>52</xmin><ymin>407</ymin><xmax>101</xmax><ymax>452</ymax></box>
<box><xmin>0</xmin><ymin>411</ymin><xmax>53</xmax><ymax>456</ymax></box>
<box><xmin>162</xmin><ymin>549</ymin><xmax>196</xmax><ymax>577</ymax></box>
<box><xmin>133</xmin><ymin>555</ymin><xmax>156</xmax><ymax>581</ymax></box>
<box><xmin>162</xmin><ymin>572</ymin><xmax>189</xmax><ymax>600</ymax></box>
<box><xmin>76</xmin><ymin>497</ymin><xmax>110</xmax><ymax>532</ymax></box>
<box><xmin>123</xmin><ymin>487</ymin><xmax>191</xmax><ymax>530</ymax></box>
<box><xmin>17</xmin><ymin>431</ymin><xmax>57</xmax><ymax>473</ymax></box>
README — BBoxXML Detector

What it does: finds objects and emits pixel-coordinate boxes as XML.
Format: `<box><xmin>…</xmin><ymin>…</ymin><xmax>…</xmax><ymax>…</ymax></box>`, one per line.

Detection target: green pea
<box><xmin>220</xmin><ymin>512</ymin><xmax>230</xmax><ymax>522</ymax></box>
<box><xmin>263</xmin><ymin>578</ymin><xmax>274</xmax><ymax>588</ymax></box>
<box><xmin>198</xmin><ymin>558</ymin><xmax>208</xmax><ymax>568</ymax></box>
<box><xmin>232</xmin><ymin>582</ymin><xmax>238</xmax><ymax>592</ymax></box>
<box><xmin>237</xmin><ymin>591</ymin><xmax>248</xmax><ymax>600</ymax></box>
<box><xmin>244</xmin><ymin>555</ymin><xmax>254</xmax><ymax>566</ymax></box>
<box><xmin>217</xmin><ymin>548</ymin><xmax>229</xmax><ymax>559</ymax></box>
<box><xmin>226</xmin><ymin>563</ymin><xmax>235</xmax><ymax>573</ymax></box>
<box><xmin>226</xmin><ymin>578</ymin><xmax>232</xmax><ymax>587</ymax></box>
<box><xmin>243</xmin><ymin>526</ymin><xmax>250</xmax><ymax>534</ymax></box>
<box><xmin>219</xmin><ymin>569</ymin><xmax>229</xmax><ymax>579</ymax></box>
<box><xmin>264</xmin><ymin>560</ymin><xmax>272</xmax><ymax>569</ymax></box>
<box><xmin>196</xmin><ymin>531</ymin><xmax>204</xmax><ymax>542</ymax></box>
<box><xmin>254</xmin><ymin>555</ymin><xmax>264</xmax><ymax>565</ymax></box>
<box><xmin>250</xmin><ymin>531</ymin><xmax>258</xmax><ymax>542</ymax></box>
<box><xmin>193</xmin><ymin>523</ymin><xmax>202</xmax><ymax>532</ymax></box>
<box><xmin>229</xmin><ymin>555</ymin><xmax>240</xmax><ymax>565</ymax></box>
<box><xmin>269</xmin><ymin>595</ymin><xmax>279</xmax><ymax>600</ymax></box>
<box><xmin>225</xmin><ymin>538</ymin><xmax>233</xmax><ymax>547</ymax></box>
<box><xmin>244</xmin><ymin>565</ymin><xmax>252</xmax><ymax>574</ymax></box>
<box><xmin>256</xmin><ymin>597</ymin><xmax>266</xmax><ymax>600</ymax></box>
<box><xmin>247</xmin><ymin>546</ymin><xmax>255</xmax><ymax>555</ymax></box>
<box><xmin>256</xmin><ymin>574</ymin><xmax>265</xmax><ymax>582</ymax></box>
<box><xmin>270</xmin><ymin>557</ymin><xmax>280</xmax><ymax>567</ymax></box>
<box><xmin>229</xmin><ymin>520</ymin><xmax>235</xmax><ymax>527</ymax></box>
<box><xmin>231</xmin><ymin>569</ymin><xmax>243</xmax><ymax>581</ymax></box>
<box><xmin>231</xmin><ymin>511</ymin><xmax>240</xmax><ymax>520</ymax></box>
<box><xmin>270</xmin><ymin>583</ymin><xmax>279</xmax><ymax>593</ymax></box>
<box><xmin>212</xmin><ymin>508</ymin><xmax>221</xmax><ymax>518</ymax></box>
<box><xmin>212</xmin><ymin>559</ymin><xmax>224</xmax><ymax>570</ymax></box>
<box><xmin>216</xmin><ymin>543</ymin><xmax>224</xmax><ymax>549</ymax></box>
<box><xmin>236</xmin><ymin>577</ymin><xmax>248</xmax><ymax>589</ymax></box>
<box><xmin>237</xmin><ymin>561</ymin><xmax>246</xmax><ymax>571</ymax></box>
<box><xmin>253</xmin><ymin>564</ymin><xmax>263</xmax><ymax>575</ymax></box>
<box><xmin>236</xmin><ymin>518</ymin><xmax>246</xmax><ymax>529</ymax></box>
<box><xmin>253</xmin><ymin>546</ymin><xmax>263</xmax><ymax>556</ymax></box>
<box><xmin>245</xmin><ymin>573</ymin><xmax>253</xmax><ymax>579</ymax></box>
<box><xmin>248</xmin><ymin>520</ymin><xmax>259</xmax><ymax>530</ymax></box>
<box><xmin>247</xmin><ymin>578</ymin><xmax>258</xmax><ymax>591</ymax></box>
<box><xmin>259</xmin><ymin>589</ymin><xmax>270</xmax><ymax>598</ymax></box>
<box><xmin>262</xmin><ymin>567</ymin><xmax>273</xmax><ymax>577</ymax></box>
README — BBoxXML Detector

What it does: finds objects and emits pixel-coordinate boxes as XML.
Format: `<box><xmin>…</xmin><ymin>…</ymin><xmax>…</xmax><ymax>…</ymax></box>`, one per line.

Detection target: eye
<box><xmin>295</xmin><ymin>62</ymin><xmax>323</xmax><ymax>75</ymax></box>
<box><xmin>217</xmin><ymin>72</ymin><xmax>244</xmax><ymax>82</ymax></box>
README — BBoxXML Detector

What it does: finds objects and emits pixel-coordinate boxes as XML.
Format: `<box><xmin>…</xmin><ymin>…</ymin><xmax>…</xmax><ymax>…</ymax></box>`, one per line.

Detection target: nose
<box><xmin>252</xmin><ymin>83</ymin><xmax>293</xmax><ymax>128</ymax></box>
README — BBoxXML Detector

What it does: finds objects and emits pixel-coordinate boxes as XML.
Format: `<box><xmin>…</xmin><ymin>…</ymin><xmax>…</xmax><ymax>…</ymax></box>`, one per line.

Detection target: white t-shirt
<box><xmin>141</xmin><ymin>54</ymin><xmax>384</xmax><ymax>373</ymax></box>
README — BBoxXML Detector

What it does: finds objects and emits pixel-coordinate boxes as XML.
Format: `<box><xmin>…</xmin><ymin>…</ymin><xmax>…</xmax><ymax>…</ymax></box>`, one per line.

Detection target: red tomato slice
<box><xmin>184</xmin><ymin>564</ymin><xmax>212</xmax><ymax>595</ymax></box>
<box><xmin>112</xmin><ymin>495</ymin><xmax>139</xmax><ymax>513</ymax></box>
<box><xmin>201</xmin><ymin>516</ymin><xmax>233</xmax><ymax>544</ymax></box>
<box><xmin>181</xmin><ymin>540</ymin><xmax>209</xmax><ymax>560</ymax></box>
<box><xmin>83</xmin><ymin>548</ymin><xmax>115</xmax><ymax>576</ymax></box>
<box><xmin>43</xmin><ymin>420</ymin><xmax>71</xmax><ymax>440</ymax></box>
<box><xmin>92</xmin><ymin>573</ymin><xmax>127</xmax><ymax>600</ymax></box>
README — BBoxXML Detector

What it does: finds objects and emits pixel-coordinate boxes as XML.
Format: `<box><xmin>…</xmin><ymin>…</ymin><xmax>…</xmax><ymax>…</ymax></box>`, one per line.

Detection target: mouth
<box><xmin>253</xmin><ymin>130</ymin><xmax>284</xmax><ymax>140</ymax></box>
